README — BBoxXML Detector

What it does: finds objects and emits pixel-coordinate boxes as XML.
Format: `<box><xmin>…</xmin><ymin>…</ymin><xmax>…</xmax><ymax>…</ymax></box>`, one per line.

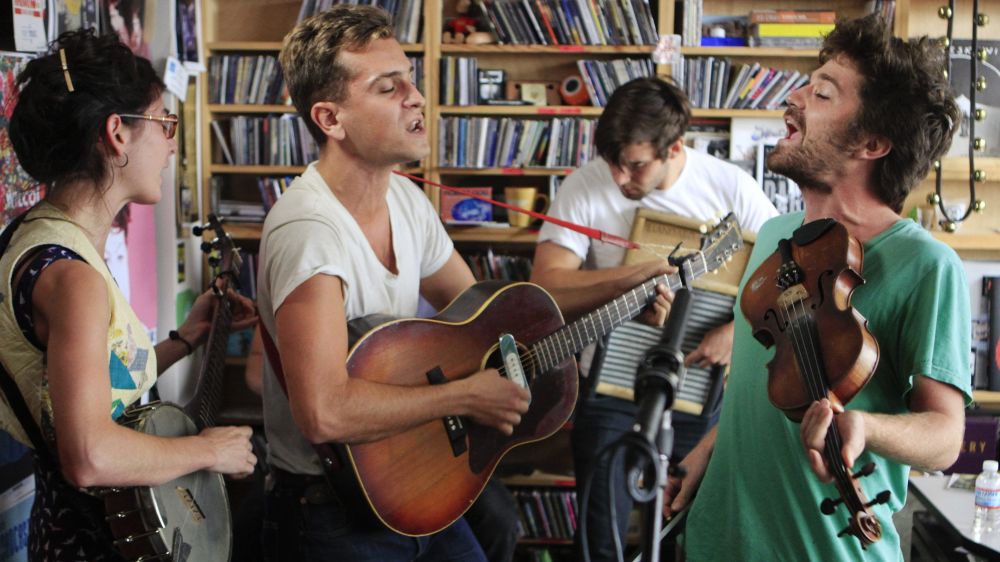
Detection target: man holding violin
<box><xmin>667</xmin><ymin>13</ymin><xmax>971</xmax><ymax>560</ymax></box>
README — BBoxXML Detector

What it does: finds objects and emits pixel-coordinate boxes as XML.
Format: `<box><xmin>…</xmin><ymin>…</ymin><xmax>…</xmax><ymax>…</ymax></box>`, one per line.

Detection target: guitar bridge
<box><xmin>426</xmin><ymin>367</ymin><xmax>468</xmax><ymax>457</ymax></box>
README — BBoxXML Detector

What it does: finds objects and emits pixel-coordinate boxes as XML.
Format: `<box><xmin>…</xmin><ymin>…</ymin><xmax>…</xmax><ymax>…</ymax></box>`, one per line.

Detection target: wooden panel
<box><xmin>621</xmin><ymin>209</ymin><xmax>756</xmax><ymax>296</ymax></box>
<box><xmin>204</xmin><ymin>0</ymin><xmax>301</xmax><ymax>43</ymax></box>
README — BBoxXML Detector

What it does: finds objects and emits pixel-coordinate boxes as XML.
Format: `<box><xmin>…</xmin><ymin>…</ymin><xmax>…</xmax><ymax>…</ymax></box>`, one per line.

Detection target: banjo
<box><xmin>102</xmin><ymin>215</ymin><xmax>241</xmax><ymax>562</ymax></box>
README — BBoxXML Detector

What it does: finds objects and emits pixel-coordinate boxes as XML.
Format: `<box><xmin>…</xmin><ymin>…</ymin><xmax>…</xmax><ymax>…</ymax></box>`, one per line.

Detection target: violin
<box><xmin>740</xmin><ymin>218</ymin><xmax>891</xmax><ymax>548</ymax></box>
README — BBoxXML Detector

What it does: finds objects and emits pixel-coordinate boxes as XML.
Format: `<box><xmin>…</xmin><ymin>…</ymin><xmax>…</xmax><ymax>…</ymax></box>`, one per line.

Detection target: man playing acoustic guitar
<box><xmin>670</xmin><ymin>14</ymin><xmax>971</xmax><ymax>561</ymax></box>
<box><xmin>256</xmin><ymin>5</ymin><xmax>530</xmax><ymax>561</ymax></box>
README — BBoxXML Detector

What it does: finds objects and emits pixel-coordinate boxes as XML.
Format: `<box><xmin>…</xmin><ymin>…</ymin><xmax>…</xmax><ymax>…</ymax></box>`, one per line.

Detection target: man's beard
<box><xmin>766</xmin><ymin>117</ymin><xmax>860</xmax><ymax>195</ymax></box>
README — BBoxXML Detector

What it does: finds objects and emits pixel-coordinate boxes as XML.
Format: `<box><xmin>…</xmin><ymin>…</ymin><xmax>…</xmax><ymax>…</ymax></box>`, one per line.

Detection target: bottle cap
<box><xmin>985</xmin><ymin>460</ymin><xmax>999</xmax><ymax>472</ymax></box>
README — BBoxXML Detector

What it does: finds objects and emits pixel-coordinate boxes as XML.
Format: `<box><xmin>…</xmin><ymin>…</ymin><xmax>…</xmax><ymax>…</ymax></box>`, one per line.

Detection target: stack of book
<box><xmin>678</xmin><ymin>57</ymin><xmax>808</xmax><ymax>110</ymax></box>
<box><xmin>438</xmin><ymin>116</ymin><xmax>596</xmax><ymax>169</ymax></box>
<box><xmin>297</xmin><ymin>0</ymin><xmax>424</xmax><ymax>43</ymax></box>
<box><xmin>748</xmin><ymin>10</ymin><xmax>835</xmax><ymax>49</ymax></box>
<box><xmin>473</xmin><ymin>0</ymin><xmax>657</xmax><ymax>46</ymax></box>
<box><xmin>576</xmin><ymin>57</ymin><xmax>654</xmax><ymax>107</ymax></box>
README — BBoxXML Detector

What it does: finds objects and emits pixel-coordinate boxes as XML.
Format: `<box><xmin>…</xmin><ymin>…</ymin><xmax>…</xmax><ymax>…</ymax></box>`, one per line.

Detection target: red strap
<box><xmin>392</xmin><ymin>170</ymin><xmax>639</xmax><ymax>250</ymax></box>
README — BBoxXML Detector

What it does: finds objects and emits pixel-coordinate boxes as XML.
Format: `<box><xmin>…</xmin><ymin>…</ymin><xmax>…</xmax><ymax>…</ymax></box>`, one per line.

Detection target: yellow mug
<box><xmin>504</xmin><ymin>187</ymin><xmax>549</xmax><ymax>227</ymax></box>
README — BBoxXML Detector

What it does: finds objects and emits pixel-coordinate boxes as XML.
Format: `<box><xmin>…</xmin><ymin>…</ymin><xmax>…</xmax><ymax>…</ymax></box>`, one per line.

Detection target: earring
<box><xmin>116</xmin><ymin>153</ymin><xmax>129</xmax><ymax>168</ymax></box>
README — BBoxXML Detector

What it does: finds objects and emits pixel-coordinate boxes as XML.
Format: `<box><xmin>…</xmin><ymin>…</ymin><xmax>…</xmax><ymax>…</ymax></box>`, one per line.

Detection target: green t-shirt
<box><xmin>685</xmin><ymin>213</ymin><xmax>972</xmax><ymax>561</ymax></box>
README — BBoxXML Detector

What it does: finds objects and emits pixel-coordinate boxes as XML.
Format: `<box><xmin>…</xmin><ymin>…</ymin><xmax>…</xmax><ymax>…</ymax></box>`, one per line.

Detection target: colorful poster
<box><xmin>0</xmin><ymin>52</ymin><xmax>44</xmax><ymax>229</ymax></box>
<box><xmin>101</xmin><ymin>0</ymin><xmax>149</xmax><ymax>58</ymax></box>
<box><xmin>50</xmin><ymin>0</ymin><xmax>101</xmax><ymax>37</ymax></box>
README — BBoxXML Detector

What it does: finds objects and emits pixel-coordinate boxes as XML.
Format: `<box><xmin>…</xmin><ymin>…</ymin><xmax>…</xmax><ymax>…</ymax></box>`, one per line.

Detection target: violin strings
<box><xmin>782</xmin><ymin>299</ymin><xmax>855</xmax><ymax>493</ymax></box>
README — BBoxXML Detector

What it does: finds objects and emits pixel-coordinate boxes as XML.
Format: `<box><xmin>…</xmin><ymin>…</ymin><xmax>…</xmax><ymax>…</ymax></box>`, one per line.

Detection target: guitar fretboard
<box><xmin>529</xmin><ymin>255</ymin><xmax>710</xmax><ymax>372</ymax></box>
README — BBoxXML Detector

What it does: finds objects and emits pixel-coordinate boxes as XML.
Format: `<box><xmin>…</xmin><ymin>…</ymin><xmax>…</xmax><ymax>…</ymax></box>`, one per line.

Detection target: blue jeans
<box><xmin>262</xmin><ymin>469</ymin><xmax>487</xmax><ymax>562</ymax></box>
<box><xmin>572</xmin><ymin>394</ymin><xmax>720</xmax><ymax>562</ymax></box>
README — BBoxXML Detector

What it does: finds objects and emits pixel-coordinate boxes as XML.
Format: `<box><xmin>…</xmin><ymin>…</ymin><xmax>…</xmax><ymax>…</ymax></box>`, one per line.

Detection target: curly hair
<box><xmin>9</xmin><ymin>29</ymin><xmax>164</xmax><ymax>190</ymax></box>
<box><xmin>820</xmin><ymin>13</ymin><xmax>959</xmax><ymax>212</ymax></box>
<box><xmin>595</xmin><ymin>77</ymin><xmax>690</xmax><ymax>164</ymax></box>
<box><xmin>280</xmin><ymin>4</ymin><xmax>394</xmax><ymax>144</ymax></box>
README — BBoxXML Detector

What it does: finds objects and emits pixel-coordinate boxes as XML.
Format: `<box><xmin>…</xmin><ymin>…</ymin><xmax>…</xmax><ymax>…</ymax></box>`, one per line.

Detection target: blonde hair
<box><xmin>279</xmin><ymin>4</ymin><xmax>394</xmax><ymax>143</ymax></box>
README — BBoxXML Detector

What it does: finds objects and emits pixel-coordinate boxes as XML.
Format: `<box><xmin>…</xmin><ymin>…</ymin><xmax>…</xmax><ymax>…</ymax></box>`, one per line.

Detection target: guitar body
<box><xmin>104</xmin><ymin>402</ymin><xmax>231</xmax><ymax>561</ymax></box>
<box><xmin>343</xmin><ymin>281</ymin><xmax>578</xmax><ymax>536</ymax></box>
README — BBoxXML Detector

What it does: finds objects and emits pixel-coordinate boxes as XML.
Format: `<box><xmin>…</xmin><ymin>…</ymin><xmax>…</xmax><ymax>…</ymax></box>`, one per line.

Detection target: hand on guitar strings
<box><xmin>637</xmin><ymin>283</ymin><xmax>673</xmax><ymax>328</ymax></box>
<box><xmin>800</xmin><ymin>398</ymin><xmax>867</xmax><ymax>483</ymax></box>
<box><xmin>181</xmin><ymin>288</ymin><xmax>258</xmax><ymax>348</ymax></box>
<box><xmin>199</xmin><ymin>425</ymin><xmax>257</xmax><ymax>479</ymax></box>
<box><xmin>456</xmin><ymin>369</ymin><xmax>531</xmax><ymax>435</ymax></box>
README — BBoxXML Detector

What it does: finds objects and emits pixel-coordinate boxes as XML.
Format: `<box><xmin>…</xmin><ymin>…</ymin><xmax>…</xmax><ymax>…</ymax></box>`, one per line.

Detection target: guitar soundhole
<box><xmin>484</xmin><ymin>342</ymin><xmax>536</xmax><ymax>387</ymax></box>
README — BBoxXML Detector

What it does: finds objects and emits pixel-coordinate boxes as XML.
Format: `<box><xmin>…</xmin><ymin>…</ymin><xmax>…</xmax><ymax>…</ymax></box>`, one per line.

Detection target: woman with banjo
<box><xmin>0</xmin><ymin>29</ymin><xmax>256</xmax><ymax>561</ymax></box>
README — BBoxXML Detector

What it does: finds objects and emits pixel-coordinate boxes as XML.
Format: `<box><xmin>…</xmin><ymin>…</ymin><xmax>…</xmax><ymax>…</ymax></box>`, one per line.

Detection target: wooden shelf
<box><xmin>441</xmin><ymin>44</ymin><xmax>652</xmax><ymax>55</ymax></box>
<box><xmin>225</xmin><ymin>356</ymin><xmax>248</xmax><ymax>367</ymax></box>
<box><xmin>973</xmin><ymin>390</ymin><xmax>1000</xmax><ymax>411</ymax></box>
<box><xmin>447</xmin><ymin>226</ymin><xmax>539</xmax><ymax>243</ymax></box>
<box><xmin>209</xmin><ymin>164</ymin><xmax>307</xmax><ymax>175</ymax></box>
<box><xmin>207</xmin><ymin>41</ymin><xmax>423</xmax><ymax>53</ymax></box>
<box><xmin>517</xmin><ymin>538</ymin><xmax>574</xmax><ymax>546</ymax></box>
<box><xmin>937</xmin><ymin>157</ymin><xmax>1000</xmax><ymax>183</ymax></box>
<box><xmin>436</xmin><ymin>167</ymin><xmax>573</xmax><ymax>177</ymax></box>
<box><xmin>692</xmin><ymin>108</ymin><xmax>786</xmax><ymax>118</ymax></box>
<box><xmin>206</xmin><ymin>223</ymin><xmax>262</xmax><ymax>240</ymax></box>
<box><xmin>931</xmin><ymin>231</ymin><xmax>1000</xmax><ymax>260</ymax></box>
<box><xmin>437</xmin><ymin>105</ymin><xmax>603</xmax><ymax>117</ymax></box>
<box><xmin>207</xmin><ymin>104</ymin><xmax>296</xmax><ymax>114</ymax></box>
<box><xmin>503</xmin><ymin>471</ymin><xmax>575</xmax><ymax>487</ymax></box>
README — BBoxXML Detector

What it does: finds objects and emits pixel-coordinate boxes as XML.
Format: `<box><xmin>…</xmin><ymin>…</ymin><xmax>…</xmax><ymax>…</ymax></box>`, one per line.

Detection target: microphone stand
<box><xmin>625</xmin><ymin>286</ymin><xmax>694</xmax><ymax>562</ymax></box>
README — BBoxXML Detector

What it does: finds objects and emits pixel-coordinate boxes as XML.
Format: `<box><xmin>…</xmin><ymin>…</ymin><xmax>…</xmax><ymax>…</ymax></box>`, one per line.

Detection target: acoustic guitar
<box><xmin>326</xmin><ymin>214</ymin><xmax>745</xmax><ymax>536</ymax></box>
<box><xmin>102</xmin><ymin>215</ymin><xmax>241</xmax><ymax>561</ymax></box>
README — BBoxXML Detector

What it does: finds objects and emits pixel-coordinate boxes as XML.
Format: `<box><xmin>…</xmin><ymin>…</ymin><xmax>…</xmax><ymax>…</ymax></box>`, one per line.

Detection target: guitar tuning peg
<box><xmin>820</xmin><ymin>496</ymin><xmax>843</xmax><ymax>515</ymax></box>
<box><xmin>208</xmin><ymin>256</ymin><xmax>221</xmax><ymax>268</ymax></box>
<box><xmin>867</xmin><ymin>490</ymin><xmax>891</xmax><ymax>508</ymax></box>
<box><xmin>200</xmin><ymin>241</ymin><xmax>215</xmax><ymax>254</ymax></box>
<box><xmin>192</xmin><ymin>225</ymin><xmax>205</xmax><ymax>236</ymax></box>
<box><xmin>853</xmin><ymin>462</ymin><xmax>876</xmax><ymax>479</ymax></box>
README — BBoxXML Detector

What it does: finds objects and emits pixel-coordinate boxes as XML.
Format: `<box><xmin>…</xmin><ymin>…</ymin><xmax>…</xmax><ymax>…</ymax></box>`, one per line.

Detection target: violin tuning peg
<box><xmin>853</xmin><ymin>462</ymin><xmax>876</xmax><ymax>479</ymax></box>
<box><xmin>867</xmin><ymin>490</ymin><xmax>892</xmax><ymax>507</ymax></box>
<box><xmin>820</xmin><ymin>496</ymin><xmax>843</xmax><ymax>515</ymax></box>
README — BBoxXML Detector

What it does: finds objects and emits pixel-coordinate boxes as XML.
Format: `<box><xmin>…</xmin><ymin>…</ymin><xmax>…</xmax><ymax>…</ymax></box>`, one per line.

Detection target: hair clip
<box><xmin>59</xmin><ymin>48</ymin><xmax>74</xmax><ymax>92</ymax></box>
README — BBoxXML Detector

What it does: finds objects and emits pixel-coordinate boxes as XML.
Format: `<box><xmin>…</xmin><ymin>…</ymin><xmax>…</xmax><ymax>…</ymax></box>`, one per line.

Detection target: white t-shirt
<box><xmin>257</xmin><ymin>164</ymin><xmax>454</xmax><ymax>474</ymax></box>
<box><xmin>538</xmin><ymin>147</ymin><xmax>778</xmax><ymax>375</ymax></box>
<box><xmin>539</xmin><ymin>147</ymin><xmax>778</xmax><ymax>270</ymax></box>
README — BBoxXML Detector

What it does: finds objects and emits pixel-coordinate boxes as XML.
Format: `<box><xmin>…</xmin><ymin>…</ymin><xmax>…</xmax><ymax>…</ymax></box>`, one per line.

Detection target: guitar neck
<box><xmin>530</xmin><ymin>255</ymin><xmax>709</xmax><ymax>372</ymax></box>
<box><xmin>185</xmin><ymin>296</ymin><xmax>233</xmax><ymax>429</ymax></box>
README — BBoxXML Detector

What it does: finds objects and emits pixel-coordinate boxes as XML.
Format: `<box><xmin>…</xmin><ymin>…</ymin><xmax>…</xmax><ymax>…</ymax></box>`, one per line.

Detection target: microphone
<box><xmin>630</xmin><ymin>287</ymin><xmax>693</xmax><ymax>454</ymax></box>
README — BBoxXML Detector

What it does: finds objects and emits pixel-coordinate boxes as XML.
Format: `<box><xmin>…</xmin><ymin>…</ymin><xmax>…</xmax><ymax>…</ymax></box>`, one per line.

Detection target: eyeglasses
<box><xmin>119</xmin><ymin>113</ymin><xmax>179</xmax><ymax>139</ymax></box>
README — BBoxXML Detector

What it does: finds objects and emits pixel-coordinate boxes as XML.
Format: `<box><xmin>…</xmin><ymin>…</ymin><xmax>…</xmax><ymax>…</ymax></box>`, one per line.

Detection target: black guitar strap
<box><xmin>0</xmin><ymin>211</ymin><xmax>59</xmax><ymax>469</ymax></box>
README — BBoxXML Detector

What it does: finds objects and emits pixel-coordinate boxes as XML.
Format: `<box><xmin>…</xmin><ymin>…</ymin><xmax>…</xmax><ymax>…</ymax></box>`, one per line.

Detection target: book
<box><xmin>752</xmin><ymin>22</ymin><xmax>835</xmax><ymax>38</ymax></box>
<box><xmin>756</xmin><ymin>143</ymin><xmax>802</xmax><ymax>214</ymax></box>
<box><xmin>987</xmin><ymin>277</ymin><xmax>1000</xmax><ymax>390</ymax></box>
<box><xmin>946</xmin><ymin>40</ymin><xmax>1000</xmax><ymax>158</ymax></box>
<box><xmin>945</xmin><ymin>416</ymin><xmax>999</xmax><ymax>474</ymax></box>
<box><xmin>749</xmin><ymin>10</ymin><xmax>836</xmax><ymax>24</ymax></box>
<box><xmin>210</xmin><ymin>121</ymin><xmax>235</xmax><ymax>165</ymax></box>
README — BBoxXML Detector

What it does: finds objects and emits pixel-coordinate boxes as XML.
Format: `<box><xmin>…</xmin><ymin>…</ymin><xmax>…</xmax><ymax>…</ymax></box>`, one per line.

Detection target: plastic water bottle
<box><xmin>974</xmin><ymin>460</ymin><xmax>1000</xmax><ymax>533</ymax></box>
